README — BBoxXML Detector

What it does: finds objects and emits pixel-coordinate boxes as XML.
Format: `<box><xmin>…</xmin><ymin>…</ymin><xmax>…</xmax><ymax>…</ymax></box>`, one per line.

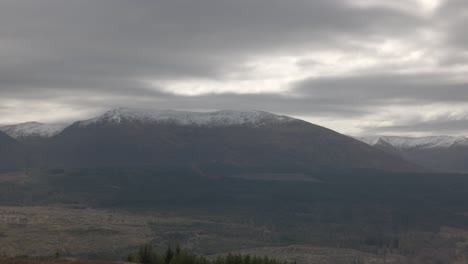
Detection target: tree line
<box><xmin>126</xmin><ymin>244</ymin><xmax>291</xmax><ymax>264</ymax></box>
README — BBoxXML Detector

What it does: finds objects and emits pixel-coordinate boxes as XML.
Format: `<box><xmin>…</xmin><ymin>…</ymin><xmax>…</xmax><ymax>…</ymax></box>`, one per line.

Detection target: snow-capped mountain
<box><xmin>357</xmin><ymin>135</ymin><xmax>468</xmax><ymax>172</ymax></box>
<box><xmin>78</xmin><ymin>108</ymin><xmax>294</xmax><ymax>127</ymax></box>
<box><xmin>357</xmin><ymin>136</ymin><xmax>468</xmax><ymax>149</ymax></box>
<box><xmin>0</xmin><ymin>108</ymin><xmax>419</xmax><ymax>171</ymax></box>
<box><xmin>30</xmin><ymin>108</ymin><xmax>416</xmax><ymax>171</ymax></box>
<box><xmin>0</xmin><ymin>122</ymin><xmax>69</xmax><ymax>140</ymax></box>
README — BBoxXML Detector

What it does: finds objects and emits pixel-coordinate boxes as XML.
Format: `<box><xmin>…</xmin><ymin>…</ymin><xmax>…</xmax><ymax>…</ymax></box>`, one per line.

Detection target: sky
<box><xmin>0</xmin><ymin>0</ymin><xmax>467</xmax><ymax>136</ymax></box>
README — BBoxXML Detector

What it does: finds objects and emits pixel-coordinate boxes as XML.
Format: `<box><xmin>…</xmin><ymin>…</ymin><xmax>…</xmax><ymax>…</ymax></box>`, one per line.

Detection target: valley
<box><xmin>0</xmin><ymin>167</ymin><xmax>468</xmax><ymax>263</ymax></box>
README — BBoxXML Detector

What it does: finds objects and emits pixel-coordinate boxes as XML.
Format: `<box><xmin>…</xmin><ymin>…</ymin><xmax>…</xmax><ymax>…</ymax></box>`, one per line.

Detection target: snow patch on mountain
<box><xmin>0</xmin><ymin>122</ymin><xmax>69</xmax><ymax>139</ymax></box>
<box><xmin>79</xmin><ymin>108</ymin><xmax>295</xmax><ymax>127</ymax></box>
<box><xmin>357</xmin><ymin>135</ymin><xmax>468</xmax><ymax>149</ymax></box>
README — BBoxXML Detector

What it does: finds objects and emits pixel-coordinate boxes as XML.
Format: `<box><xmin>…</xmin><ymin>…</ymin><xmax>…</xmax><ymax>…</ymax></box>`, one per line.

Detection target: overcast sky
<box><xmin>0</xmin><ymin>0</ymin><xmax>467</xmax><ymax>136</ymax></box>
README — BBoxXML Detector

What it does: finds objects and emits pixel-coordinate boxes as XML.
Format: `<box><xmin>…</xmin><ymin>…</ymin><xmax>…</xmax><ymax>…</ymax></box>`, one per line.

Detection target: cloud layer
<box><xmin>0</xmin><ymin>0</ymin><xmax>467</xmax><ymax>135</ymax></box>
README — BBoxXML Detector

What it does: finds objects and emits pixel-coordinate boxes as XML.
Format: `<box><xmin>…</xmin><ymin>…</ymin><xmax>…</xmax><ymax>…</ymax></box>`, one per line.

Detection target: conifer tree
<box><xmin>165</xmin><ymin>245</ymin><xmax>174</xmax><ymax>264</ymax></box>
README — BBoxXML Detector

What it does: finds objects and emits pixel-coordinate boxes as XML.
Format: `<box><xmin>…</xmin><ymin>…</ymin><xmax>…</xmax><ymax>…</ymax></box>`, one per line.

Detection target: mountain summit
<box><xmin>78</xmin><ymin>108</ymin><xmax>295</xmax><ymax>127</ymax></box>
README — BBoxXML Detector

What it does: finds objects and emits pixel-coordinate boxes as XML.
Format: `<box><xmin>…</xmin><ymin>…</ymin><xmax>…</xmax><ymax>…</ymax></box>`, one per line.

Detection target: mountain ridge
<box><xmin>357</xmin><ymin>135</ymin><xmax>468</xmax><ymax>149</ymax></box>
<box><xmin>0</xmin><ymin>122</ymin><xmax>69</xmax><ymax>141</ymax></box>
<box><xmin>77</xmin><ymin>108</ymin><xmax>295</xmax><ymax>127</ymax></box>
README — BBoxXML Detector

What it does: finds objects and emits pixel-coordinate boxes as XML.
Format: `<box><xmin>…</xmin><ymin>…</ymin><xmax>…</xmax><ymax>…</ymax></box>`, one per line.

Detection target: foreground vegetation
<box><xmin>126</xmin><ymin>244</ymin><xmax>290</xmax><ymax>264</ymax></box>
<box><xmin>0</xmin><ymin>245</ymin><xmax>290</xmax><ymax>264</ymax></box>
<box><xmin>0</xmin><ymin>257</ymin><xmax>118</xmax><ymax>264</ymax></box>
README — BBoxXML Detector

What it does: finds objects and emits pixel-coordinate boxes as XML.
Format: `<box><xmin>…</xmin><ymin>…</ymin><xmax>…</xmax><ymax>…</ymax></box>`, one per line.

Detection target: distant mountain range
<box><xmin>0</xmin><ymin>108</ymin><xmax>416</xmax><ymax>172</ymax></box>
<box><xmin>357</xmin><ymin>136</ymin><xmax>468</xmax><ymax>172</ymax></box>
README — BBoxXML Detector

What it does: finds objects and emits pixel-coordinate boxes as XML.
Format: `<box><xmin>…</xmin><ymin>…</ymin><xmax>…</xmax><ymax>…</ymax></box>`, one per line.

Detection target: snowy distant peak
<box><xmin>357</xmin><ymin>135</ymin><xmax>468</xmax><ymax>149</ymax></box>
<box><xmin>357</xmin><ymin>136</ymin><xmax>383</xmax><ymax>146</ymax></box>
<box><xmin>79</xmin><ymin>108</ymin><xmax>296</xmax><ymax>127</ymax></box>
<box><xmin>0</xmin><ymin>122</ymin><xmax>69</xmax><ymax>139</ymax></box>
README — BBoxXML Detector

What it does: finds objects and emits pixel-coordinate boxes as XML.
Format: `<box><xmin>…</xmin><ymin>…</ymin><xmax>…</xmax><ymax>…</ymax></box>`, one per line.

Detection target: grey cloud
<box><xmin>0</xmin><ymin>0</ymin><xmax>467</xmax><ymax>135</ymax></box>
<box><xmin>56</xmin><ymin>91</ymin><xmax>369</xmax><ymax>121</ymax></box>
<box><xmin>433</xmin><ymin>0</ymin><xmax>468</xmax><ymax>63</ymax></box>
<box><xmin>0</xmin><ymin>0</ymin><xmax>423</xmax><ymax>94</ymax></box>
<box><xmin>364</xmin><ymin>117</ymin><xmax>468</xmax><ymax>135</ymax></box>
<box><xmin>295</xmin><ymin>72</ymin><xmax>468</xmax><ymax>105</ymax></box>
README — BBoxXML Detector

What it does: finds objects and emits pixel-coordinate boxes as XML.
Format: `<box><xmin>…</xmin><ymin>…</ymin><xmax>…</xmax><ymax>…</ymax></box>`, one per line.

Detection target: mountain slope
<box><xmin>0</xmin><ymin>122</ymin><xmax>68</xmax><ymax>142</ymax></box>
<box><xmin>34</xmin><ymin>108</ymin><xmax>417</xmax><ymax>171</ymax></box>
<box><xmin>358</xmin><ymin>136</ymin><xmax>468</xmax><ymax>172</ymax></box>
<box><xmin>0</xmin><ymin>131</ymin><xmax>28</xmax><ymax>169</ymax></box>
